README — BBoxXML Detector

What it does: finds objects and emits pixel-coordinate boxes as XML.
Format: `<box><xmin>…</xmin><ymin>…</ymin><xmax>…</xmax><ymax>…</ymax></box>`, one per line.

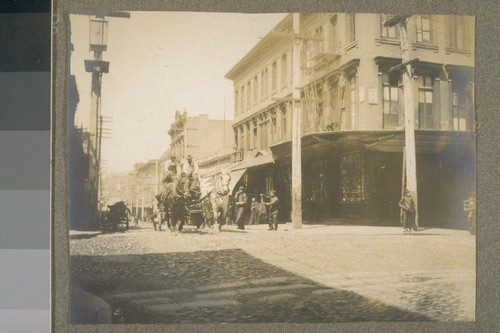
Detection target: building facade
<box><xmin>225</xmin><ymin>13</ymin><xmax>475</xmax><ymax>228</ymax></box>
<box><xmin>168</xmin><ymin>111</ymin><xmax>234</xmax><ymax>162</ymax></box>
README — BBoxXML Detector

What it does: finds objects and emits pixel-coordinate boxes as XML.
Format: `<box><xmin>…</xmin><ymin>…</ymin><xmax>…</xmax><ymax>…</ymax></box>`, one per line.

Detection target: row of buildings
<box><xmin>72</xmin><ymin>13</ymin><xmax>475</xmax><ymax>230</ymax></box>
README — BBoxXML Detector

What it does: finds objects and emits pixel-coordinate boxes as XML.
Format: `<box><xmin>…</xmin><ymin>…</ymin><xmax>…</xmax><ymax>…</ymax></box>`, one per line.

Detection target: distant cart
<box><xmin>101</xmin><ymin>201</ymin><xmax>131</xmax><ymax>232</ymax></box>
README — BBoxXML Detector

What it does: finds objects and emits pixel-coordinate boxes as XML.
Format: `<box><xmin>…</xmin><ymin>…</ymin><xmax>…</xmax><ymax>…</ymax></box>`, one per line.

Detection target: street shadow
<box><xmin>69</xmin><ymin>232</ymin><xmax>101</xmax><ymax>240</ymax></box>
<box><xmin>71</xmin><ymin>249</ymin><xmax>432</xmax><ymax>325</ymax></box>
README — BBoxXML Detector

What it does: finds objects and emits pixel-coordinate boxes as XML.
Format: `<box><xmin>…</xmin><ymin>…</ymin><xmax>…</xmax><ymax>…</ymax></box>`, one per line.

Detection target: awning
<box><xmin>270</xmin><ymin>130</ymin><xmax>476</xmax><ymax>157</ymax></box>
<box><xmin>228</xmin><ymin>169</ymin><xmax>246</xmax><ymax>194</ymax></box>
<box><xmin>231</xmin><ymin>153</ymin><xmax>274</xmax><ymax>171</ymax></box>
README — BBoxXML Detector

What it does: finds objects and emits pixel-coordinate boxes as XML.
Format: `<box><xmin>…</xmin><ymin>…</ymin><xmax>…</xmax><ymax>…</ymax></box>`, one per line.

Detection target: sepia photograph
<box><xmin>66</xmin><ymin>11</ymin><xmax>476</xmax><ymax>325</ymax></box>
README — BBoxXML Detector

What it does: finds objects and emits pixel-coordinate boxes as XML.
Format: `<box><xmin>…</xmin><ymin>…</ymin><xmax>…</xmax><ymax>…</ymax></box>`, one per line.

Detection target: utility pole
<box><xmin>291</xmin><ymin>13</ymin><xmax>302</xmax><ymax>229</ymax></box>
<box><xmin>385</xmin><ymin>15</ymin><xmax>419</xmax><ymax>228</ymax></box>
<box><xmin>83</xmin><ymin>11</ymin><xmax>130</xmax><ymax>225</ymax></box>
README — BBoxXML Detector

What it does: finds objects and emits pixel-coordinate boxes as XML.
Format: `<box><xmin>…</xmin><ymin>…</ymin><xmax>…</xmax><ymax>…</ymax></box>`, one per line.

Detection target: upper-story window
<box><xmin>253</xmin><ymin>76</ymin><xmax>258</xmax><ymax>104</ymax></box>
<box><xmin>240</xmin><ymin>86</ymin><xmax>245</xmax><ymax>113</ymax></box>
<box><xmin>449</xmin><ymin>15</ymin><xmax>468</xmax><ymax>50</ymax></box>
<box><xmin>264</xmin><ymin>67</ymin><xmax>269</xmax><ymax>99</ymax></box>
<box><xmin>271</xmin><ymin>61</ymin><xmax>277</xmax><ymax>92</ymax></box>
<box><xmin>260</xmin><ymin>70</ymin><xmax>265</xmax><ymax>100</ymax></box>
<box><xmin>418</xmin><ymin>75</ymin><xmax>435</xmax><ymax>130</ymax></box>
<box><xmin>246</xmin><ymin>81</ymin><xmax>251</xmax><ymax>109</ymax></box>
<box><xmin>380</xmin><ymin>14</ymin><xmax>399</xmax><ymax>39</ymax></box>
<box><xmin>382</xmin><ymin>73</ymin><xmax>402</xmax><ymax>129</ymax></box>
<box><xmin>415</xmin><ymin>15</ymin><xmax>432</xmax><ymax>44</ymax></box>
<box><xmin>281</xmin><ymin>53</ymin><xmax>287</xmax><ymax>88</ymax></box>
<box><xmin>346</xmin><ymin>13</ymin><xmax>356</xmax><ymax>44</ymax></box>
<box><xmin>234</xmin><ymin>90</ymin><xmax>239</xmax><ymax>116</ymax></box>
<box><xmin>349</xmin><ymin>75</ymin><xmax>358</xmax><ymax>129</ymax></box>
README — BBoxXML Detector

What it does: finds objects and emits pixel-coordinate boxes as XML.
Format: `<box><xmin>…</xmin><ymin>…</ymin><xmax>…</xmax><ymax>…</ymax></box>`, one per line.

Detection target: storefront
<box><xmin>271</xmin><ymin>130</ymin><xmax>476</xmax><ymax>228</ymax></box>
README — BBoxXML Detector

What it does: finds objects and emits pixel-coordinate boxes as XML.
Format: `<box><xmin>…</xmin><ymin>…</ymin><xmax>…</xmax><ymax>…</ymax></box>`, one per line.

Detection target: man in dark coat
<box><xmin>398</xmin><ymin>189</ymin><xmax>416</xmax><ymax>232</ymax></box>
<box><xmin>265</xmin><ymin>190</ymin><xmax>280</xmax><ymax>231</ymax></box>
<box><xmin>234</xmin><ymin>186</ymin><xmax>248</xmax><ymax>230</ymax></box>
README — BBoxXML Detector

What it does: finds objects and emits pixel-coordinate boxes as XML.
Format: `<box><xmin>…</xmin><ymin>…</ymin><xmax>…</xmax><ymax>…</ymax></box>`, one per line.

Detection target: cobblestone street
<box><xmin>70</xmin><ymin>222</ymin><xmax>475</xmax><ymax>324</ymax></box>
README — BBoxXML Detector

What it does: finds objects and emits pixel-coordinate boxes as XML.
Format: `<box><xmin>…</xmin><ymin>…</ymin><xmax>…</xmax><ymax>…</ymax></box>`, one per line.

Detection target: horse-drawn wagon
<box><xmin>101</xmin><ymin>201</ymin><xmax>131</xmax><ymax>232</ymax></box>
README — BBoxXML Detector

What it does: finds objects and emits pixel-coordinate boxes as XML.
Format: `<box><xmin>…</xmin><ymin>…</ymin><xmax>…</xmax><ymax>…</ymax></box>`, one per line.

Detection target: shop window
<box><xmin>308</xmin><ymin>160</ymin><xmax>327</xmax><ymax>201</ymax></box>
<box><xmin>418</xmin><ymin>75</ymin><xmax>435</xmax><ymax>130</ymax></box>
<box><xmin>341</xmin><ymin>153</ymin><xmax>365</xmax><ymax>203</ymax></box>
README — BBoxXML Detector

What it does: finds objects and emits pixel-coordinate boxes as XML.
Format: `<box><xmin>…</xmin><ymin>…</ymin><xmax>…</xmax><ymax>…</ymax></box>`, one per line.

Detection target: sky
<box><xmin>70</xmin><ymin>12</ymin><xmax>287</xmax><ymax>172</ymax></box>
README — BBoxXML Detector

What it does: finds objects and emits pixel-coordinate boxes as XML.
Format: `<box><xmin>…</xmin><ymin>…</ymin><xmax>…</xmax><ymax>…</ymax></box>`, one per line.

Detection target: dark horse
<box><xmin>156</xmin><ymin>176</ymin><xmax>202</xmax><ymax>233</ymax></box>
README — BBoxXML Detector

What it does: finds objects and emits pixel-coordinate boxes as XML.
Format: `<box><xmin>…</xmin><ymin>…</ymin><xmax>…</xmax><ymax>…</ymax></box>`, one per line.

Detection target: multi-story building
<box><xmin>168</xmin><ymin>111</ymin><xmax>234</xmax><ymax>162</ymax></box>
<box><xmin>225</xmin><ymin>13</ymin><xmax>475</xmax><ymax>228</ymax></box>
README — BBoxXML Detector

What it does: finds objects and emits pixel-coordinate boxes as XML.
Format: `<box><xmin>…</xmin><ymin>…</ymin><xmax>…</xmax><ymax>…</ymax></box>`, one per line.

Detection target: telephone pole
<box><xmin>291</xmin><ymin>13</ymin><xmax>302</xmax><ymax>229</ymax></box>
<box><xmin>385</xmin><ymin>15</ymin><xmax>419</xmax><ymax>228</ymax></box>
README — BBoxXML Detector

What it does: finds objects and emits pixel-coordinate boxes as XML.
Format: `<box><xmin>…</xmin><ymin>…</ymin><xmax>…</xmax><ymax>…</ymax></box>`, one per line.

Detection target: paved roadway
<box><xmin>70</xmin><ymin>221</ymin><xmax>475</xmax><ymax>324</ymax></box>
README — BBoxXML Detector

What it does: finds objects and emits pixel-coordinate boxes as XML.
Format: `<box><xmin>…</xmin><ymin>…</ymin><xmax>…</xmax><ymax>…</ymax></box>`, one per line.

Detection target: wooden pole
<box><xmin>291</xmin><ymin>13</ymin><xmax>302</xmax><ymax>229</ymax></box>
<box><xmin>399</xmin><ymin>18</ymin><xmax>419</xmax><ymax>228</ymax></box>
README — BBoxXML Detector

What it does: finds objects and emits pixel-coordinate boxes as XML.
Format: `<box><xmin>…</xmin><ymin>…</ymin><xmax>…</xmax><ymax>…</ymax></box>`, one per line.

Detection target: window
<box><xmin>418</xmin><ymin>76</ymin><xmax>434</xmax><ymax>130</ymax></box>
<box><xmin>271</xmin><ymin>61</ymin><xmax>277</xmax><ymax>91</ymax></box>
<box><xmin>240</xmin><ymin>86</ymin><xmax>245</xmax><ymax>113</ymax></box>
<box><xmin>234</xmin><ymin>90</ymin><xmax>239</xmax><ymax>115</ymax></box>
<box><xmin>264</xmin><ymin>68</ymin><xmax>269</xmax><ymax>98</ymax></box>
<box><xmin>271</xmin><ymin>116</ymin><xmax>277</xmax><ymax>144</ymax></box>
<box><xmin>246</xmin><ymin>81</ymin><xmax>251</xmax><ymax>109</ymax></box>
<box><xmin>346</xmin><ymin>13</ymin><xmax>356</xmax><ymax>44</ymax></box>
<box><xmin>382</xmin><ymin>73</ymin><xmax>402</xmax><ymax>129</ymax></box>
<box><xmin>308</xmin><ymin>160</ymin><xmax>327</xmax><ymax>201</ymax></box>
<box><xmin>451</xmin><ymin>78</ymin><xmax>471</xmax><ymax>131</ymax></box>
<box><xmin>245</xmin><ymin>124</ymin><xmax>251</xmax><ymax>149</ymax></box>
<box><xmin>281</xmin><ymin>108</ymin><xmax>287</xmax><ymax>138</ymax></box>
<box><xmin>449</xmin><ymin>15</ymin><xmax>467</xmax><ymax>50</ymax></box>
<box><xmin>349</xmin><ymin>76</ymin><xmax>358</xmax><ymax>129</ymax></box>
<box><xmin>380</xmin><ymin>14</ymin><xmax>398</xmax><ymax>39</ymax></box>
<box><xmin>415</xmin><ymin>15</ymin><xmax>432</xmax><ymax>44</ymax></box>
<box><xmin>281</xmin><ymin>54</ymin><xmax>287</xmax><ymax>88</ymax></box>
<box><xmin>330</xmin><ymin>15</ymin><xmax>338</xmax><ymax>53</ymax></box>
<box><xmin>341</xmin><ymin>153</ymin><xmax>365</xmax><ymax>203</ymax></box>
<box><xmin>253</xmin><ymin>76</ymin><xmax>258</xmax><ymax>104</ymax></box>
<box><xmin>260</xmin><ymin>70</ymin><xmax>265</xmax><ymax>100</ymax></box>
<box><xmin>252</xmin><ymin>125</ymin><xmax>257</xmax><ymax>148</ymax></box>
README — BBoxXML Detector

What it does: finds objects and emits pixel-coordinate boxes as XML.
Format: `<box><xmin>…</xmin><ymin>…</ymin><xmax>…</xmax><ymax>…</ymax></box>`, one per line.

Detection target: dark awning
<box><xmin>270</xmin><ymin>130</ymin><xmax>476</xmax><ymax>159</ymax></box>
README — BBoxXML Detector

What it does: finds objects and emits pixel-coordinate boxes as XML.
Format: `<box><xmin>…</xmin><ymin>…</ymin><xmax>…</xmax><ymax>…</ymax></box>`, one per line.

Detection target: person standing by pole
<box><xmin>399</xmin><ymin>189</ymin><xmax>416</xmax><ymax>232</ymax></box>
<box><xmin>384</xmin><ymin>15</ymin><xmax>419</xmax><ymax>229</ymax></box>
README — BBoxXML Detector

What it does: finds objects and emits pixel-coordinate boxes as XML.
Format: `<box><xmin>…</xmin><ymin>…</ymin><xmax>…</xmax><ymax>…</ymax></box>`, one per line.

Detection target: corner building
<box><xmin>225</xmin><ymin>13</ymin><xmax>475</xmax><ymax>228</ymax></box>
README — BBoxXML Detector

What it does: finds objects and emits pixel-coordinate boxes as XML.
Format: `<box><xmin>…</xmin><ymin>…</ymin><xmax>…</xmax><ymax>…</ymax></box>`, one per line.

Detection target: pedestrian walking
<box><xmin>234</xmin><ymin>186</ymin><xmax>248</xmax><ymax>230</ymax></box>
<box><xmin>265</xmin><ymin>190</ymin><xmax>280</xmax><ymax>231</ymax></box>
<box><xmin>398</xmin><ymin>189</ymin><xmax>416</xmax><ymax>232</ymax></box>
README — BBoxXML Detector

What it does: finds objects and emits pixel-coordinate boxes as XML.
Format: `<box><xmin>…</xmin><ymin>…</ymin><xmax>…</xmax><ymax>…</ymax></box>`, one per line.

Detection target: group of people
<box><xmin>162</xmin><ymin>154</ymin><xmax>280</xmax><ymax>230</ymax></box>
<box><xmin>234</xmin><ymin>186</ymin><xmax>280</xmax><ymax>231</ymax></box>
<box><xmin>163</xmin><ymin>154</ymin><xmax>200</xmax><ymax>198</ymax></box>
